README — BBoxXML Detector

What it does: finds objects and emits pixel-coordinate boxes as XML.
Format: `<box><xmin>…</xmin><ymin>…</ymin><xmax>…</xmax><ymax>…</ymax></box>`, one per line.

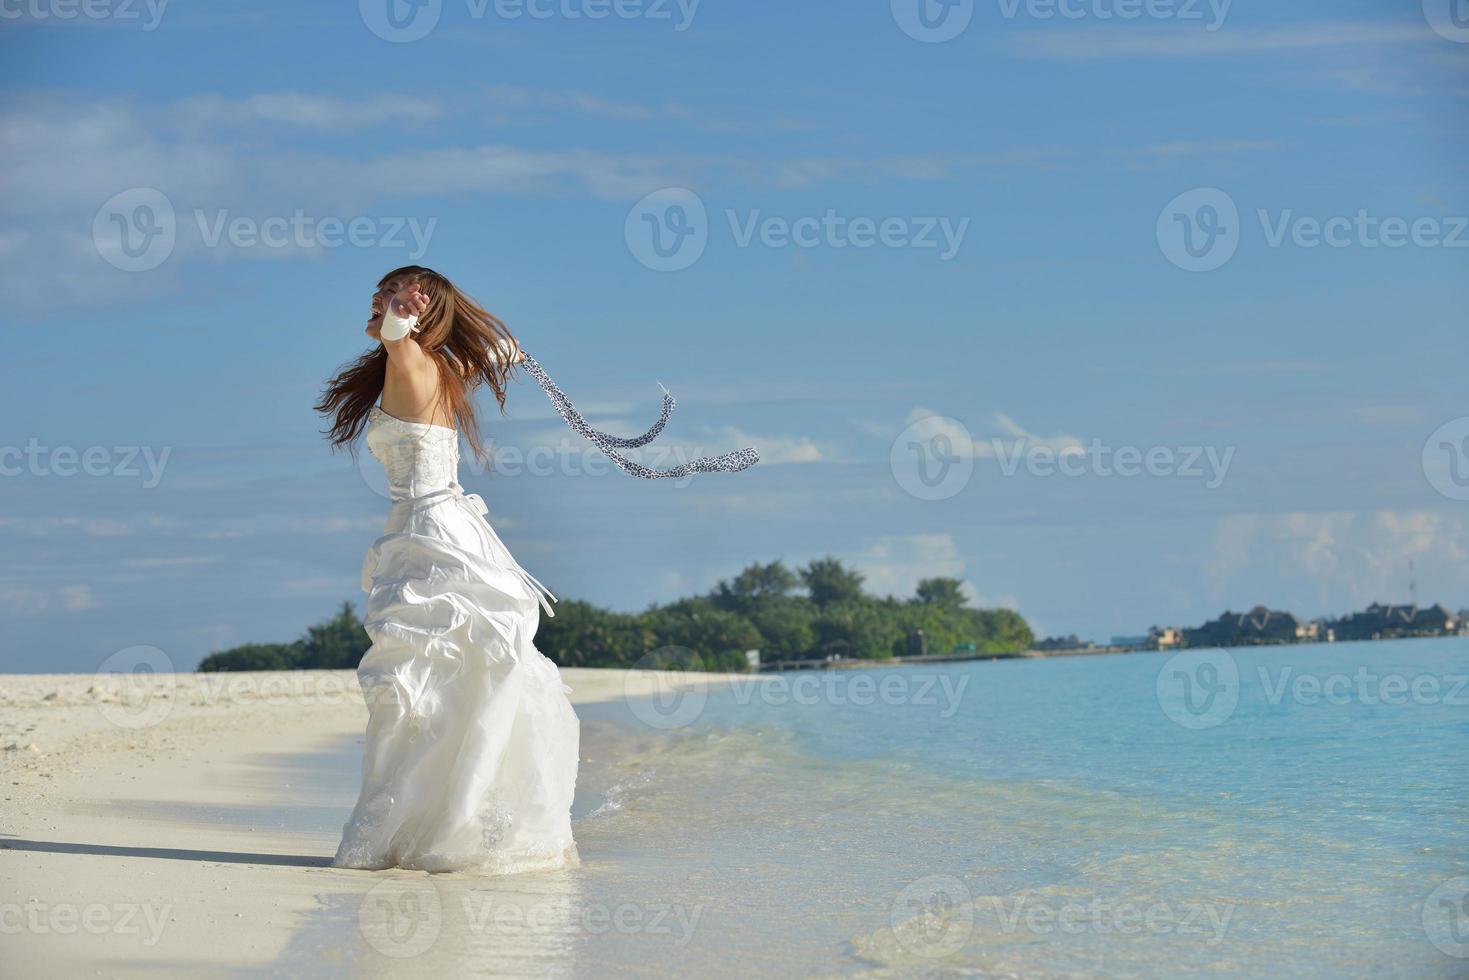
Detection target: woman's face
<box><xmin>366</xmin><ymin>276</ymin><xmax>405</xmax><ymax>333</ymax></box>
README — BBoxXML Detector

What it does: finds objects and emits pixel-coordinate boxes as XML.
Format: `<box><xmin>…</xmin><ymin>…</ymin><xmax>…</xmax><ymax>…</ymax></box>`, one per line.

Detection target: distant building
<box><xmin>1183</xmin><ymin>606</ymin><xmax>1317</xmax><ymax>648</ymax></box>
<box><xmin>1149</xmin><ymin>626</ymin><xmax>1184</xmax><ymax>650</ymax></box>
<box><xmin>1331</xmin><ymin>603</ymin><xmax>1460</xmax><ymax>641</ymax></box>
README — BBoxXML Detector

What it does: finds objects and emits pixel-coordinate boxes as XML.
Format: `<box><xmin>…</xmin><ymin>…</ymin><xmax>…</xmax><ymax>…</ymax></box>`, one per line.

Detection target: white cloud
<box><xmin>849</xmin><ymin>533</ymin><xmax>1019</xmax><ymax>611</ymax></box>
<box><xmin>174</xmin><ymin>93</ymin><xmax>447</xmax><ymax>133</ymax></box>
<box><xmin>883</xmin><ymin>407</ymin><xmax>1085</xmax><ymax>462</ymax></box>
<box><xmin>713</xmin><ymin>427</ymin><xmax>823</xmax><ymax>465</ymax></box>
<box><xmin>1132</xmin><ymin>139</ymin><xmax>1282</xmax><ymax>158</ymax></box>
<box><xmin>122</xmin><ymin>556</ymin><xmax>221</xmax><ymax>568</ymax></box>
<box><xmin>0</xmin><ymin>584</ymin><xmax>93</xmax><ymax>615</ymax></box>
<box><xmin>978</xmin><ymin>412</ymin><xmax>1086</xmax><ymax>459</ymax></box>
<box><xmin>0</xmin><ymin>515</ymin><xmax>144</xmax><ymax>537</ymax></box>
<box><xmin>481</xmin><ymin>84</ymin><xmax>692</xmax><ymax>123</ymax></box>
<box><xmin>1207</xmin><ymin>509</ymin><xmax>1469</xmax><ymax>610</ymax></box>
<box><xmin>853</xmin><ymin>533</ymin><xmax>966</xmax><ymax>601</ymax></box>
<box><xmin>1012</xmin><ymin>22</ymin><xmax>1435</xmax><ymax>60</ymax></box>
<box><xmin>508</xmin><ymin>423</ymin><xmax>822</xmax><ymax>469</ymax></box>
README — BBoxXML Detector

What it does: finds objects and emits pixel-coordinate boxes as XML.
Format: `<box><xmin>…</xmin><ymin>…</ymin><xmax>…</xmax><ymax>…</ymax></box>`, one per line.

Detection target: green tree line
<box><xmin>197</xmin><ymin>557</ymin><xmax>1033</xmax><ymax>673</ymax></box>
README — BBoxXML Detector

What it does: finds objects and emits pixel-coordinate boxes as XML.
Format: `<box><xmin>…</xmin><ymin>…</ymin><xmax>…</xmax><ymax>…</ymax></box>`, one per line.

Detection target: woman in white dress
<box><xmin>316</xmin><ymin>265</ymin><xmax>759</xmax><ymax>876</ymax></box>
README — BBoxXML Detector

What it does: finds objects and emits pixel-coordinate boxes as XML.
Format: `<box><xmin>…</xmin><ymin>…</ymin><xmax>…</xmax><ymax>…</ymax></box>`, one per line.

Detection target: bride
<box><xmin>315</xmin><ymin>265</ymin><xmax>758</xmax><ymax>876</ymax></box>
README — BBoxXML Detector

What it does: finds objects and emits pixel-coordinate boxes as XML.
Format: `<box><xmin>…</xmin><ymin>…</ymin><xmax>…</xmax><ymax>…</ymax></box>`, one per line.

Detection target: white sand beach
<box><xmin>0</xmin><ymin>668</ymin><xmax>741</xmax><ymax>977</ymax></box>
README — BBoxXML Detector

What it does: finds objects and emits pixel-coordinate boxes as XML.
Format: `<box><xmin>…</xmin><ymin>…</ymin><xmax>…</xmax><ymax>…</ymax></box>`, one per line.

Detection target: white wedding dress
<box><xmin>332</xmin><ymin>403</ymin><xmax>580</xmax><ymax>876</ymax></box>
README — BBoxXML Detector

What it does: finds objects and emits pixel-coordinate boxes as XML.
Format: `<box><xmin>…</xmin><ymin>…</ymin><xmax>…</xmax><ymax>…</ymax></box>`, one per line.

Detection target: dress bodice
<box><xmin>366</xmin><ymin>406</ymin><xmax>460</xmax><ymax>500</ymax></box>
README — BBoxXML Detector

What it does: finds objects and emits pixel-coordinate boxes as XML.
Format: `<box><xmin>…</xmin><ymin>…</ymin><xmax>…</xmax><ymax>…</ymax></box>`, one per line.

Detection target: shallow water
<box><xmin>269</xmin><ymin>637</ymin><xmax>1468</xmax><ymax>977</ymax></box>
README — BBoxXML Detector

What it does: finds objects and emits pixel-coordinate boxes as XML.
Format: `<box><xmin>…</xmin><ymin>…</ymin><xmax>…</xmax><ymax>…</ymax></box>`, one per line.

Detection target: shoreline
<box><xmin>0</xmin><ymin>667</ymin><xmax>743</xmax><ymax>976</ymax></box>
<box><xmin>758</xmin><ymin>631</ymin><xmax>1468</xmax><ymax>672</ymax></box>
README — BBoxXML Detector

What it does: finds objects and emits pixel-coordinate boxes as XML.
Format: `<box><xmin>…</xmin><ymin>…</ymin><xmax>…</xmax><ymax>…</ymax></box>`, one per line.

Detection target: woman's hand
<box><xmin>388</xmin><ymin>283</ymin><xmax>431</xmax><ymax>322</ymax></box>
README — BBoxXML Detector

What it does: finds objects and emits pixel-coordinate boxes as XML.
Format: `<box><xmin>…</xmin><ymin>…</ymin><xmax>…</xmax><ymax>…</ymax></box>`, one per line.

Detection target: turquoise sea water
<box><xmin>278</xmin><ymin>637</ymin><xmax>1468</xmax><ymax>977</ymax></box>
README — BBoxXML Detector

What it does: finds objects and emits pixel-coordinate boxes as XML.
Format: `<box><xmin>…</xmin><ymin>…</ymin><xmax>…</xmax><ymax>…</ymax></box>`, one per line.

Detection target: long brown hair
<box><xmin>315</xmin><ymin>265</ymin><xmax>522</xmax><ymax>466</ymax></box>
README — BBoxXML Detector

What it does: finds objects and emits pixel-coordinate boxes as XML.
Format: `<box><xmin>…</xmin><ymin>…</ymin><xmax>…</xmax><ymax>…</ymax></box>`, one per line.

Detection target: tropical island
<box><xmin>196</xmin><ymin>557</ymin><xmax>1035</xmax><ymax>673</ymax></box>
<box><xmin>1040</xmin><ymin>602</ymin><xmax>1467</xmax><ymax>654</ymax></box>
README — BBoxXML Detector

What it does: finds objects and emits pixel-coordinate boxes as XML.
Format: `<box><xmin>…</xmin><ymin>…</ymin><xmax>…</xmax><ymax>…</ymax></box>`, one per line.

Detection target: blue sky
<box><xmin>2</xmin><ymin>0</ymin><xmax>1467</xmax><ymax>672</ymax></box>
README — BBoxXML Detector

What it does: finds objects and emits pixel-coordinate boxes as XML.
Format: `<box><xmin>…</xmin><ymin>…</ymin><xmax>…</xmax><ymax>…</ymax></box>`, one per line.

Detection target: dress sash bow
<box><xmin>393</xmin><ymin>483</ymin><xmax>560</xmax><ymax>620</ymax></box>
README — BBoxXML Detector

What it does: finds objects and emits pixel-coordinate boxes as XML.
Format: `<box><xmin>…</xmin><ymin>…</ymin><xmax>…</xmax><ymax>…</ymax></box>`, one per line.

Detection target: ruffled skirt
<box><xmin>332</xmin><ymin>489</ymin><xmax>579</xmax><ymax>875</ymax></box>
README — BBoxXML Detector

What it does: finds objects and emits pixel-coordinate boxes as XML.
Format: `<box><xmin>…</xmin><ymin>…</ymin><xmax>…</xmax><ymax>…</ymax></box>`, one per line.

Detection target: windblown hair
<box><xmin>315</xmin><ymin>265</ymin><xmax>521</xmax><ymax>466</ymax></box>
